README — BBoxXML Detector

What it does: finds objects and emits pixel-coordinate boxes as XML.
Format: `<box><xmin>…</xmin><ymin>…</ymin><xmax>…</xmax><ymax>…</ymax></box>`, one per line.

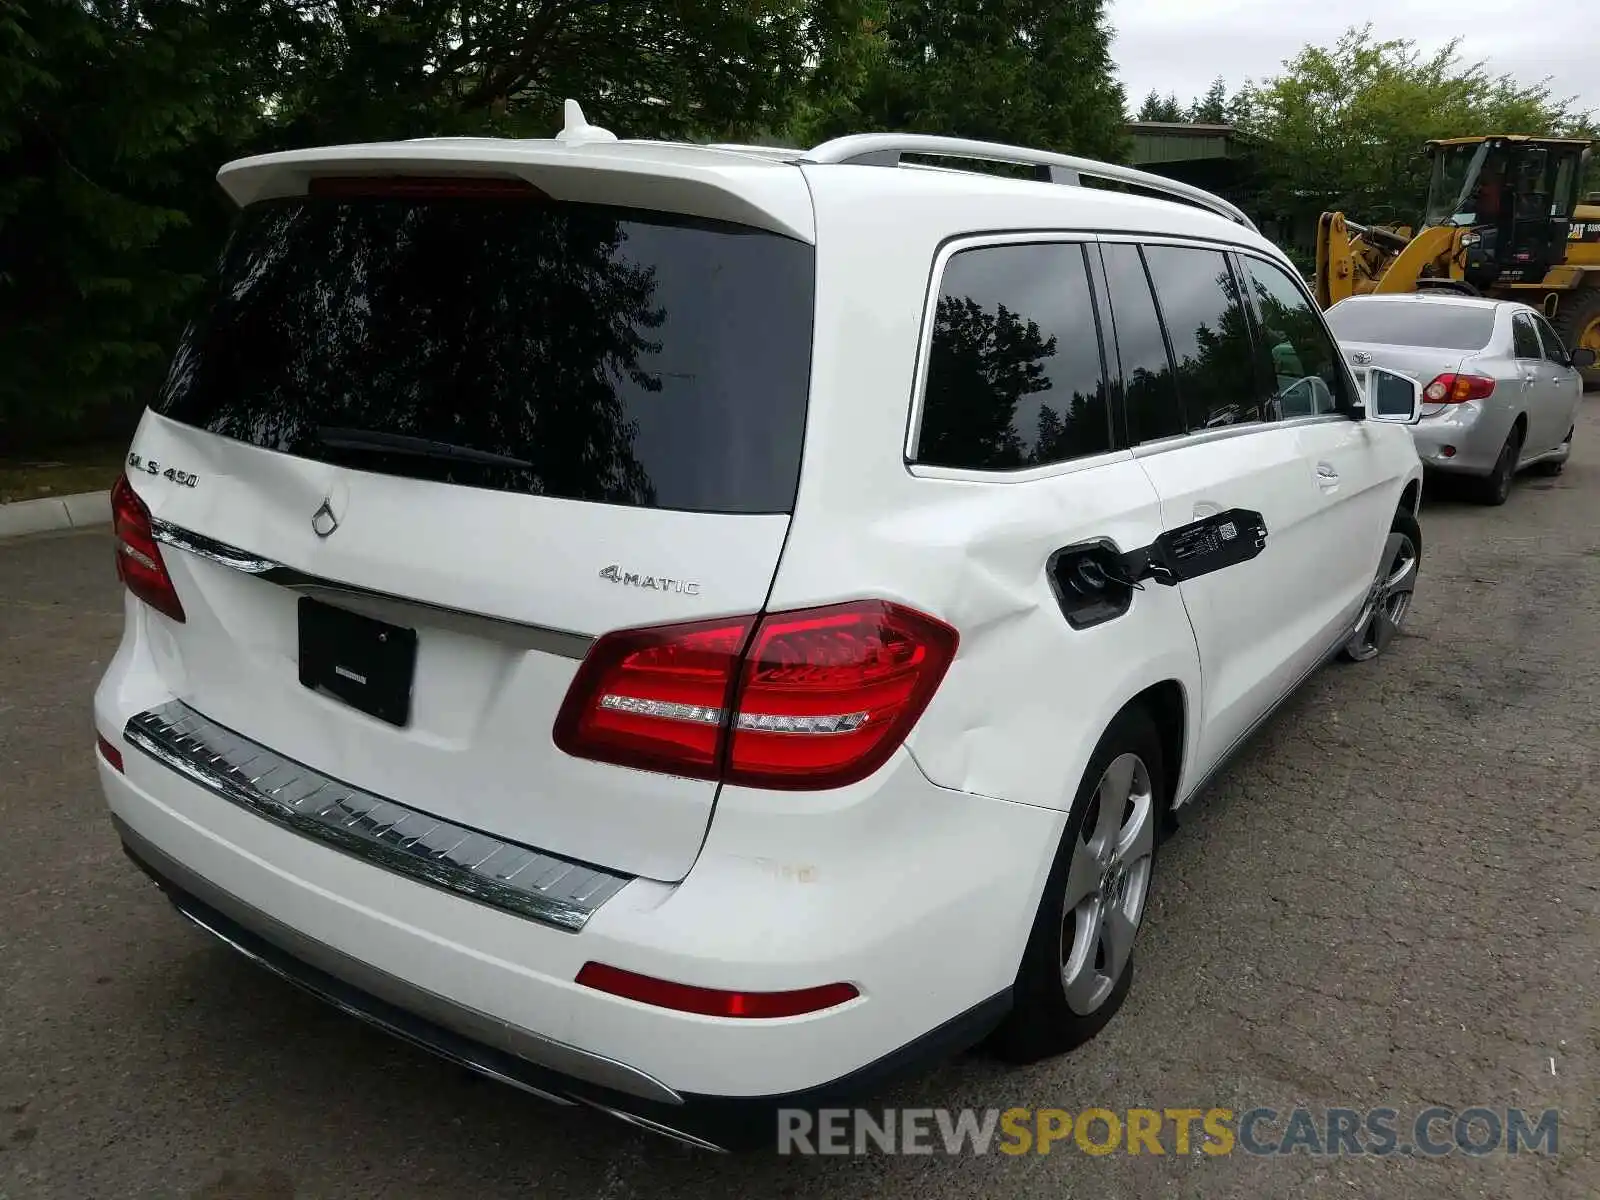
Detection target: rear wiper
<box><xmin>315</xmin><ymin>427</ymin><xmax>532</xmax><ymax>470</ymax></box>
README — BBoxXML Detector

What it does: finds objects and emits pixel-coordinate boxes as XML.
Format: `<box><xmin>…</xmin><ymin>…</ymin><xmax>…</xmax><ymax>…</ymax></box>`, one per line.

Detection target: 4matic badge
<box><xmin>598</xmin><ymin>564</ymin><xmax>700</xmax><ymax>596</ymax></box>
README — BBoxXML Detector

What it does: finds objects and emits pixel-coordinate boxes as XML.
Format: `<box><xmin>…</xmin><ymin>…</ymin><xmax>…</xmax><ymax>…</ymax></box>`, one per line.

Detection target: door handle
<box><xmin>1316</xmin><ymin>462</ymin><xmax>1340</xmax><ymax>488</ymax></box>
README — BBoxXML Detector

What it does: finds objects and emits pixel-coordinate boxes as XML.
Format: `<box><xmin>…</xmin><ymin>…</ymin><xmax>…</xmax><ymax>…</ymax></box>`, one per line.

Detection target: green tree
<box><xmin>1137</xmin><ymin>90</ymin><xmax>1186</xmax><ymax>123</ymax></box>
<box><xmin>0</xmin><ymin>0</ymin><xmax>263</xmax><ymax>442</ymax></box>
<box><xmin>813</xmin><ymin>0</ymin><xmax>1129</xmax><ymax>161</ymax></box>
<box><xmin>1232</xmin><ymin>24</ymin><xmax>1595</xmax><ymax>230</ymax></box>
<box><xmin>241</xmin><ymin>0</ymin><xmax>879</xmax><ymax>148</ymax></box>
<box><xmin>1187</xmin><ymin>77</ymin><xmax>1229</xmax><ymax>123</ymax></box>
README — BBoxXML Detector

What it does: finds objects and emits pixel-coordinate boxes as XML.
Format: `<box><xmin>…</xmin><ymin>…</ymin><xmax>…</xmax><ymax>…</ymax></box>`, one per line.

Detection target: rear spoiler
<box><xmin>217</xmin><ymin>139</ymin><xmax>817</xmax><ymax>242</ymax></box>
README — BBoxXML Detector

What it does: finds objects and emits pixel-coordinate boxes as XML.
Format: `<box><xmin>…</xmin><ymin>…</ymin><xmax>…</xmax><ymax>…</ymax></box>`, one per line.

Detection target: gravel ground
<box><xmin>2</xmin><ymin>407</ymin><xmax>1596</xmax><ymax>1199</ymax></box>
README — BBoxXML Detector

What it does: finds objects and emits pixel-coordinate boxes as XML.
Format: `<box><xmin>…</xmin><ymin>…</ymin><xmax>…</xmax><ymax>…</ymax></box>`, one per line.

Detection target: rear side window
<box><xmin>1142</xmin><ymin>245</ymin><xmax>1263</xmax><ymax>431</ymax></box>
<box><xmin>1098</xmin><ymin>243</ymin><xmax>1183</xmax><ymax>444</ymax></box>
<box><xmin>1241</xmin><ymin>255</ymin><xmax>1353</xmax><ymax>418</ymax></box>
<box><xmin>1534</xmin><ymin>315</ymin><xmax>1571</xmax><ymax>365</ymax></box>
<box><xmin>915</xmin><ymin>242</ymin><xmax>1112</xmax><ymax>470</ymax></box>
<box><xmin>1325</xmin><ymin>301</ymin><xmax>1495</xmax><ymax>352</ymax></box>
<box><xmin>1512</xmin><ymin>314</ymin><xmax>1542</xmax><ymax>359</ymax></box>
<box><xmin>156</xmin><ymin>195</ymin><xmax>816</xmax><ymax>515</ymax></box>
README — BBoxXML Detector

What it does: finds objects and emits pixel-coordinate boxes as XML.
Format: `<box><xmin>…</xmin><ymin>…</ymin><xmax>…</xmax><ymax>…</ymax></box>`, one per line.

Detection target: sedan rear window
<box><xmin>156</xmin><ymin>194</ymin><xmax>815</xmax><ymax>514</ymax></box>
<box><xmin>1325</xmin><ymin>302</ymin><xmax>1495</xmax><ymax>352</ymax></box>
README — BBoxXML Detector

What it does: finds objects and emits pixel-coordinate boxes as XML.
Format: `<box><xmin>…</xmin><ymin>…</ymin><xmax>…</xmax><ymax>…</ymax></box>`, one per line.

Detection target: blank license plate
<box><xmin>297</xmin><ymin>597</ymin><xmax>417</xmax><ymax>727</ymax></box>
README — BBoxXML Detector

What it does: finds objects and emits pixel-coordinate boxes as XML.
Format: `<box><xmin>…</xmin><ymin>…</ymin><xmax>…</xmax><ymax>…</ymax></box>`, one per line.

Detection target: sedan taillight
<box><xmin>1423</xmin><ymin>373</ymin><xmax>1496</xmax><ymax>404</ymax></box>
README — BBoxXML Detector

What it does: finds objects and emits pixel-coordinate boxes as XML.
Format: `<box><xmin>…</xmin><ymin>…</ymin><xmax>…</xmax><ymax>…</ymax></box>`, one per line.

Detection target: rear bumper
<box><xmin>1410</xmin><ymin>402</ymin><xmax>1509</xmax><ymax>475</ymax></box>
<box><xmin>117</xmin><ymin>820</ymin><xmax>1010</xmax><ymax>1151</ymax></box>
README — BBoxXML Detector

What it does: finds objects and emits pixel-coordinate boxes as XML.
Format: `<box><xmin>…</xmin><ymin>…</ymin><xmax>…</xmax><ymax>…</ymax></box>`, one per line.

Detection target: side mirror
<box><xmin>1366</xmin><ymin>366</ymin><xmax>1424</xmax><ymax>425</ymax></box>
<box><xmin>1572</xmin><ymin>347</ymin><xmax>1597</xmax><ymax>369</ymax></box>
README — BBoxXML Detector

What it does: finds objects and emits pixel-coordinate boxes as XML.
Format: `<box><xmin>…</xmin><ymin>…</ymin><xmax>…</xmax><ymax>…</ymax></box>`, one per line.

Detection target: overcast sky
<box><xmin>1109</xmin><ymin>0</ymin><xmax>1600</xmax><ymax>119</ymax></box>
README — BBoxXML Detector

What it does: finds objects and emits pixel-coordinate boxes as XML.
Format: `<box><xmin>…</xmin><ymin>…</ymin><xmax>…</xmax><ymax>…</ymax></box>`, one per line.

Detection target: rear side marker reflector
<box><xmin>575</xmin><ymin>962</ymin><xmax>859</xmax><ymax>1019</ymax></box>
<box><xmin>554</xmin><ymin>600</ymin><xmax>958</xmax><ymax>790</ymax></box>
<box><xmin>97</xmin><ymin>735</ymin><xmax>124</xmax><ymax>772</ymax></box>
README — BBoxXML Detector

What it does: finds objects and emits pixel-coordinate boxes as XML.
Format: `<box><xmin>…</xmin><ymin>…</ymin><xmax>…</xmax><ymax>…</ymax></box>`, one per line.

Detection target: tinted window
<box><xmin>1242</xmin><ymin>256</ymin><xmax>1353</xmax><ymax>418</ymax></box>
<box><xmin>1099</xmin><ymin>244</ymin><xmax>1182</xmax><ymax>444</ymax></box>
<box><xmin>157</xmin><ymin>196</ymin><xmax>816</xmax><ymax>514</ymax></box>
<box><xmin>1325</xmin><ymin>301</ymin><xmax>1496</xmax><ymax>352</ymax></box>
<box><xmin>1534</xmin><ymin>315</ymin><xmax>1571</xmax><ymax>365</ymax></box>
<box><xmin>1143</xmin><ymin>245</ymin><xmax>1262</xmax><ymax>430</ymax></box>
<box><xmin>1512</xmin><ymin>314</ymin><xmax>1542</xmax><ymax>359</ymax></box>
<box><xmin>915</xmin><ymin>243</ymin><xmax>1111</xmax><ymax>470</ymax></box>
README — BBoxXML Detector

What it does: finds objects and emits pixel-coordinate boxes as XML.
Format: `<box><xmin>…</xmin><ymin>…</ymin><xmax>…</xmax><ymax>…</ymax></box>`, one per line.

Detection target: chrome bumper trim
<box><xmin>123</xmin><ymin>701</ymin><xmax>631</xmax><ymax>933</ymax></box>
<box><xmin>115</xmin><ymin>817</ymin><xmax>683</xmax><ymax>1107</ymax></box>
<box><xmin>149</xmin><ymin>518</ymin><xmax>595</xmax><ymax>660</ymax></box>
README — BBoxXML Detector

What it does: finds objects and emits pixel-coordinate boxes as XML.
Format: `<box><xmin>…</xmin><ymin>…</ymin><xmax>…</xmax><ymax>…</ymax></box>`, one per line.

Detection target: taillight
<box><xmin>1423</xmin><ymin>373</ymin><xmax>1496</xmax><ymax>403</ymax></box>
<box><xmin>111</xmin><ymin>476</ymin><xmax>186</xmax><ymax>622</ymax></box>
<box><xmin>575</xmin><ymin>962</ymin><xmax>859</xmax><ymax>1018</ymax></box>
<box><xmin>554</xmin><ymin>601</ymin><xmax>958</xmax><ymax>790</ymax></box>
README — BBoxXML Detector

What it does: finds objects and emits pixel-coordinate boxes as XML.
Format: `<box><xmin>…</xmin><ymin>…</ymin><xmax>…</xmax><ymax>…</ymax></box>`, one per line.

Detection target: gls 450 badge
<box><xmin>598</xmin><ymin>564</ymin><xmax>700</xmax><ymax>596</ymax></box>
<box><xmin>127</xmin><ymin>452</ymin><xmax>198</xmax><ymax>489</ymax></box>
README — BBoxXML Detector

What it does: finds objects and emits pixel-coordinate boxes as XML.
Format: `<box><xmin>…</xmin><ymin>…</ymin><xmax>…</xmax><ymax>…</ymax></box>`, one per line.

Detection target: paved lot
<box><xmin>3</xmin><ymin>412</ymin><xmax>1598</xmax><ymax>1199</ymax></box>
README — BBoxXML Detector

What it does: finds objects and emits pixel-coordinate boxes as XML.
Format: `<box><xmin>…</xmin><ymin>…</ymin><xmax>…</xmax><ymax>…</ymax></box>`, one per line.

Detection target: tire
<box><xmin>1473</xmin><ymin>425</ymin><xmax>1521</xmax><ymax>506</ymax></box>
<box><xmin>1549</xmin><ymin>287</ymin><xmax>1600</xmax><ymax>390</ymax></box>
<box><xmin>987</xmin><ymin>705</ymin><xmax>1165</xmax><ymax>1064</ymax></box>
<box><xmin>1339</xmin><ymin>511</ymin><xmax>1421</xmax><ymax>663</ymax></box>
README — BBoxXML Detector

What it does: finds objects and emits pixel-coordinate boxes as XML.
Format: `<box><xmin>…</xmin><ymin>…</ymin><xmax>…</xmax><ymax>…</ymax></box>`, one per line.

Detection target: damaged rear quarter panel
<box><xmin>767</xmin><ymin>178</ymin><xmax>1205</xmax><ymax>813</ymax></box>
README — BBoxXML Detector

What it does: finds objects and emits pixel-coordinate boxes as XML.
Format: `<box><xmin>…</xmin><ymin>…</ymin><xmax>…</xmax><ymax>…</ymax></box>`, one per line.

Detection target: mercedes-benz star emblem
<box><xmin>1352</xmin><ymin>351</ymin><xmax>1373</xmax><ymax>366</ymax></box>
<box><xmin>311</xmin><ymin>499</ymin><xmax>340</xmax><ymax>538</ymax></box>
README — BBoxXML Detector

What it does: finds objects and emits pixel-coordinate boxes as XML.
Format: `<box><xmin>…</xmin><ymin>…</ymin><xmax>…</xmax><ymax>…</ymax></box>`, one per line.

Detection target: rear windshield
<box><xmin>1325</xmin><ymin>301</ymin><xmax>1495</xmax><ymax>352</ymax></box>
<box><xmin>156</xmin><ymin>194</ymin><xmax>816</xmax><ymax>514</ymax></box>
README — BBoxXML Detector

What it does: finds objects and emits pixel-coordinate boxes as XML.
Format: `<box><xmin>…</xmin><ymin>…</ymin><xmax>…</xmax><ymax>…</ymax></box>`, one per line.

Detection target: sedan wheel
<box><xmin>1341</xmin><ymin>519</ymin><xmax>1420</xmax><ymax>662</ymax></box>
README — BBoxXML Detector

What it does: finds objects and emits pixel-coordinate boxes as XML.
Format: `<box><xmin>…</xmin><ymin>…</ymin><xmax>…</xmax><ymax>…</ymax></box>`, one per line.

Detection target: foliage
<box><xmin>0</xmin><ymin>0</ymin><xmax>262</xmax><ymax>438</ymax></box>
<box><xmin>811</xmin><ymin>0</ymin><xmax>1129</xmax><ymax>162</ymax></box>
<box><xmin>1135</xmin><ymin>78</ymin><xmax>1236</xmax><ymax>125</ymax></box>
<box><xmin>1232</xmin><ymin>25</ymin><xmax>1596</xmax><ymax>228</ymax></box>
<box><xmin>1136</xmin><ymin>90</ymin><xmax>1185</xmax><ymax>123</ymax></box>
<box><xmin>1187</xmin><ymin>77</ymin><xmax>1229</xmax><ymax>124</ymax></box>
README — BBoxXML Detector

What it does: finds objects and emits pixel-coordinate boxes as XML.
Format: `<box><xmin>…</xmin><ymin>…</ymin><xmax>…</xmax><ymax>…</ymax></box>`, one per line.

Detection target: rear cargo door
<box><xmin>125</xmin><ymin>177</ymin><xmax>816</xmax><ymax>882</ymax></box>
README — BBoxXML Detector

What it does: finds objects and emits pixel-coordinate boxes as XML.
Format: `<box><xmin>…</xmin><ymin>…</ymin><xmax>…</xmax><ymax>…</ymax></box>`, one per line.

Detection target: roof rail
<box><xmin>804</xmin><ymin>133</ymin><xmax>1258</xmax><ymax>233</ymax></box>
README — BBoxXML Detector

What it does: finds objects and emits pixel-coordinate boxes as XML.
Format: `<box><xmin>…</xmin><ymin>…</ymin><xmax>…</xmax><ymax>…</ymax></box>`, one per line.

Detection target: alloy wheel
<box><xmin>1342</xmin><ymin>531</ymin><xmax>1418</xmax><ymax>662</ymax></box>
<box><xmin>1060</xmin><ymin>752</ymin><xmax>1155</xmax><ymax>1015</ymax></box>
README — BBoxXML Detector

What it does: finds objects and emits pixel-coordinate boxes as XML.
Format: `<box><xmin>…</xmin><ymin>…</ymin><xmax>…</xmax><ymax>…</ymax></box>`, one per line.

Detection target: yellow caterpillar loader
<box><xmin>1315</xmin><ymin>135</ymin><xmax>1600</xmax><ymax>384</ymax></box>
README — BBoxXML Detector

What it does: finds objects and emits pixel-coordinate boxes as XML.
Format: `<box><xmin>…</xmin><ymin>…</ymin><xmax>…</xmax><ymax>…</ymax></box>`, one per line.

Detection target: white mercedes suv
<box><xmin>95</xmin><ymin>103</ymin><xmax>1426</xmax><ymax>1150</ymax></box>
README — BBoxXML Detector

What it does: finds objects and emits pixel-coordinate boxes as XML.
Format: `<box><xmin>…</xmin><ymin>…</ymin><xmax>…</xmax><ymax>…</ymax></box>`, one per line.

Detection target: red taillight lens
<box><xmin>575</xmin><ymin>962</ymin><xmax>859</xmax><ymax>1018</ymax></box>
<box><xmin>111</xmin><ymin>476</ymin><xmax>186</xmax><ymax>622</ymax></box>
<box><xmin>727</xmin><ymin>601</ymin><xmax>959</xmax><ymax>789</ymax></box>
<box><xmin>96</xmin><ymin>735</ymin><xmax>124</xmax><ymax>773</ymax></box>
<box><xmin>553</xmin><ymin>615</ymin><xmax>754</xmax><ymax>779</ymax></box>
<box><xmin>1423</xmin><ymin>373</ymin><xmax>1496</xmax><ymax>404</ymax></box>
<box><xmin>554</xmin><ymin>601</ymin><xmax>958</xmax><ymax>790</ymax></box>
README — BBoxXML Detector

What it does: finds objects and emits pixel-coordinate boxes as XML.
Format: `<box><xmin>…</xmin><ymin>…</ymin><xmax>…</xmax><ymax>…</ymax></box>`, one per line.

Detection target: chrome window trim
<box><xmin>114</xmin><ymin>817</ymin><xmax>682</xmax><ymax>1107</ymax></box>
<box><xmin>902</xmin><ymin>231</ymin><xmax>1101</xmax><ymax>468</ymax></box>
<box><xmin>1129</xmin><ymin>412</ymin><xmax>1349</xmax><ymax>458</ymax></box>
<box><xmin>122</xmin><ymin>700</ymin><xmax>632</xmax><ymax>933</ymax></box>
<box><xmin>907</xmin><ymin>445</ymin><xmax>1133</xmax><ymax>485</ymax></box>
<box><xmin>150</xmin><ymin>518</ymin><xmax>595</xmax><ymax>660</ymax></box>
